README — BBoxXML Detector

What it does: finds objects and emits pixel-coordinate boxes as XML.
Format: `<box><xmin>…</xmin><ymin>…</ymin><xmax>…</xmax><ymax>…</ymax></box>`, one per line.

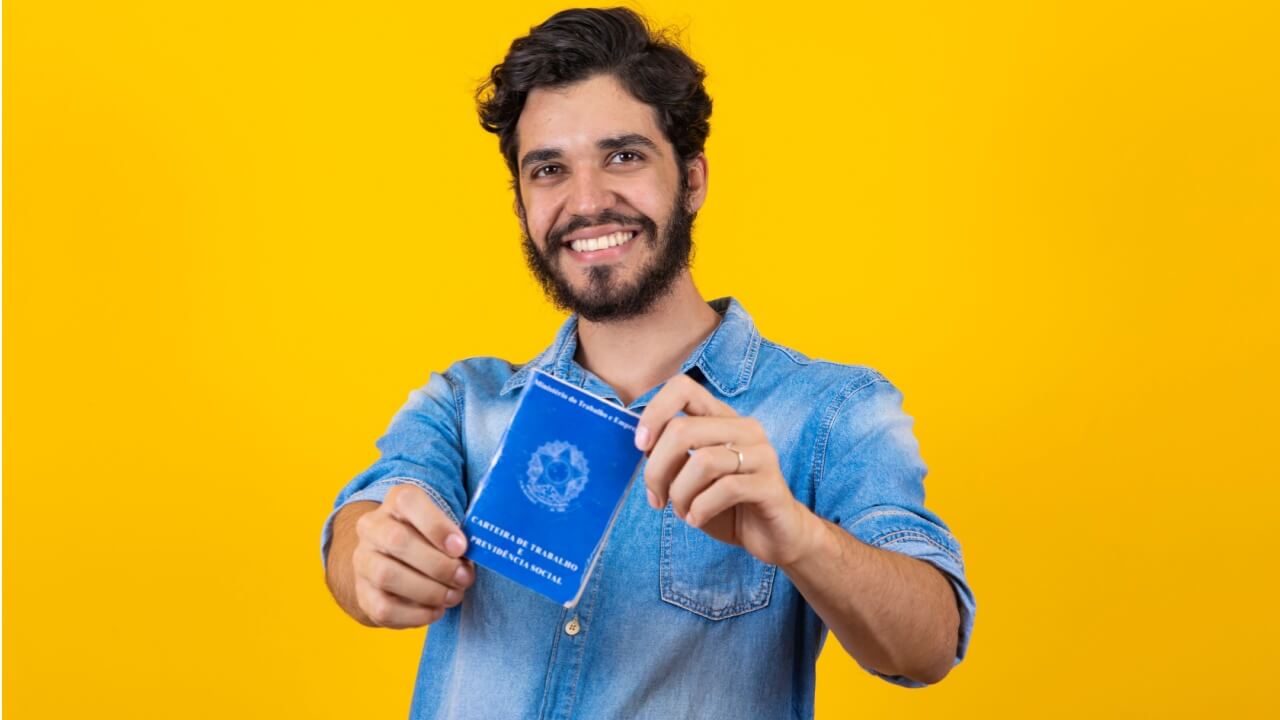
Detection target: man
<box><xmin>322</xmin><ymin>8</ymin><xmax>975</xmax><ymax>718</ymax></box>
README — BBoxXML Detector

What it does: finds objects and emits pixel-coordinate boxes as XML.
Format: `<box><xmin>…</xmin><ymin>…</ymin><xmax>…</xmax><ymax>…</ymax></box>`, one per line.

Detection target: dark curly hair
<box><xmin>476</xmin><ymin>7</ymin><xmax>713</xmax><ymax>181</ymax></box>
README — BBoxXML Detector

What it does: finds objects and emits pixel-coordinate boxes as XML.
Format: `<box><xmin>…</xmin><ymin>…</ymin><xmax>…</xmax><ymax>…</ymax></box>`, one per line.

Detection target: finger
<box><xmin>355</xmin><ymin>546</ymin><xmax>461</xmax><ymax>608</ymax></box>
<box><xmin>384</xmin><ymin>484</ymin><xmax>467</xmax><ymax>558</ymax></box>
<box><xmin>667</xmin><ymin>443</ymin><xmax>753</xmax><ymax>518</ymax></box>
<box><xmin>356</xmin><ymin>581</ymin><xmax>443</xmax><ymax>629</ymax></box>
<box><xmin>454</xmin><ymin>559</ymin><xmax>476</xmax><ymax>589</ymax></box>
<box><xmin>636</xmin><ymin>374</ymin><xmax>736</xmax><ymax>453</ymax></box>
<box><xmin>644</xmin><ymin>416</ymin><xmax>762</xmax><ymax>506</ymax></box>
<box><xmin>685</xmin><ymin>473</ymin><xmax>759</xmax><ymax>530</ymax></box>
<box><xmin>356</xmin><ymin>511</ymin><xmax>474</xmax><ymax>589</ymax></box>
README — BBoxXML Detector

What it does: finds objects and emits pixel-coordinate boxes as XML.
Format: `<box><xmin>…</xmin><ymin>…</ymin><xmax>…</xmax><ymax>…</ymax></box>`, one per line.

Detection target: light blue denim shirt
<box><xmin>321</xmin><ymin>296</ymin><xmax>976</xmax><ymax>719</ymax></box>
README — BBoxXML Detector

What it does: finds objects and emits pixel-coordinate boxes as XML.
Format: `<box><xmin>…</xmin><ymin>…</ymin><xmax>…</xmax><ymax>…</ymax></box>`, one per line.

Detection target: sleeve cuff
<box><xmin>319</xmin><ymin>476</ymin><xmax>462</xmax><ymax>571</ymax></box>
<box><xmin>845</xmin><ymin>507</ymin><xmax>977</xmax><ymax>688</ymax></box>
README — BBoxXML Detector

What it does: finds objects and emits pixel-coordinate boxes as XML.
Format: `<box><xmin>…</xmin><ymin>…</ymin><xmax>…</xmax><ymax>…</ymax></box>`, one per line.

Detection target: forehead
<box><xmin>516</xmin><ymin>73</ymin><xmax>666</xmax><ymax>155</ymax></box>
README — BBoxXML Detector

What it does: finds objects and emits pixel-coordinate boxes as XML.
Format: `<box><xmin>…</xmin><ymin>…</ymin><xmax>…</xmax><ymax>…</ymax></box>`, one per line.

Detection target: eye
<box><xmin>532</xmin><ymin>164</ymin><xmax>562</xmax><ymax>179</ymax></box>
<box><xmin>610</xmin><ymin>150</ymin><xmax>643</xmax><ymax>164</ymax></box>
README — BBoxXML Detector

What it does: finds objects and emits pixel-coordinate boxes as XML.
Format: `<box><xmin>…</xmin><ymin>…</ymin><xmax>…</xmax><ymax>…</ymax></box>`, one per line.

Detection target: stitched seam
<box><xmin>659</xmin><ymin>501</ymin><xmax>674</xmax><ymax>601</ymax></box>
<box><xmin>809</xmin><ymin>376</ymin><xmax>885</xmax><ymax>490</ymax></box>
<box><xmin>502</xmin><ymin>365</ymin><xmax>527</xmax><ymax>395</ymax></box>
<box><xmin>691</xmin><ymin>326</ymin><xmax>724</xmax><ymax>395</ymax></box>
<box><xmin>759</xmin><ymin>344</ymin><xmax>880</xmax><ymax>373</ymax></box>
<box><xmin>536</xmin><ymin>609</ymin><xmax>567</xmax><ymax>720</ymax></box>
<box><xmin>759</xmin><ymin>339</ymin><xmax>890</xmax><ymax>375</ymax></box>
<box><xmin>871</xmin><ymin>529</ymin><xmax>962</xmax><ymax>565</ymax></box>
<box><xmin>554</xmin><ymin>317</ymin><xmax>579</xmax><ymax>377</ymax></box>
<box><xmin>851</xmin><ymin>508</ymin><xmax>919</xmax><ymax>526</ymax></box>
<box><xmin>659</xmin><ymin>577</ymin><xmax>774</xmax><ymax>621</ymax></box>
<box><xmin>661</xmin><ymin>591</ymin><xmax>770</xmax><ymax>620</ymax></box>
<box><xmin>661</xmin><ymin>564</ymin><xmax>774</xmax><ymax>619</ymax></box>
<box><xmin>760</xmin><ymin>338</ymin><xmax>811</xmax><ymax>366</ymax></box>
<box><xmin>441</xmin><ymin>370</ymin><xmax>467</xmax><ymax>488</ymax></box>
<box><xmin>695</xmin><ymin>302</ymin><xmax>759</xmax><ymax>397</ymax></box>
<box><xmin>362</xmin><ymin>476</ymin><xmax>460</xmax><ymax>525</ymax></box>
<box><xmin>420</xmin><ymin>484</ymin><xmax>460</xmax><ymax>526</ymax></box>
<box><xmin>735</xmin><ymin>329</ymin><xmax>761</xmax><ymax>393</ymax></box>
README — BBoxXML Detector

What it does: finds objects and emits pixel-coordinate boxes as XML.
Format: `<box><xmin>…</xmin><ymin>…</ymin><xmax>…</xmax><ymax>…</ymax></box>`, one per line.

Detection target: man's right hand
<box><xmin>350</xmin><ymin>484</ymin><xmax>475</xmax><ymax>629</ymax></box>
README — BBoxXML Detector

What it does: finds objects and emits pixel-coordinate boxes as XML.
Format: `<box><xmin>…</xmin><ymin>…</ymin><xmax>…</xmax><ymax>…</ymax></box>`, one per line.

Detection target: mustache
<box><xmin>545</xmin><ymin>209</ymin><xmax>658</xmax><ymax>248</ymax></box>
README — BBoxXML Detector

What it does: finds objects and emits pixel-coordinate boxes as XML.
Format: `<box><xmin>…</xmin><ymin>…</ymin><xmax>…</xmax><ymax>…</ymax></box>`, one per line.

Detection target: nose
<box><xmin>565</xmin><ymin>165</ymin><xmax>616</xmax><ymax>218</ymax></box>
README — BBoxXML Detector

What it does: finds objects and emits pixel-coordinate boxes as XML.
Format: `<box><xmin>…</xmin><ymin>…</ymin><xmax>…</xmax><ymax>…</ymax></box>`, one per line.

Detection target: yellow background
<box><xmin>5</xmin><ymin>1</ymin><xmax>1278</xmax><ymax>717</ymax></box>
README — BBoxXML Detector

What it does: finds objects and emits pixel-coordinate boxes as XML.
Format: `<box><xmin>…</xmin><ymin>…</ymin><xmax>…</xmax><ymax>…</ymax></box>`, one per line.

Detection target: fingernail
<box><xmin>635</xmin><ymin>425</ymin><xmax>650</xmax><ymax>450</ymax></box>
<box><xmin>445</xmin><ymin>534</ymin><xmax>466</xmax><ymax>557</ymax></box>
<box><xmin>454</xmin><ymin>565</ymin><xmax>471</xmax><ymax>585</ymax></box>
<box><xmin>686</xmin><ymin>513</ymin><xmax>699</xmax><ymax>527</ymax></box>
<box><xmin>445</xmin><ymin>589</ymin><xmax>461</xmax><ymax>605</ymax></box>
<box><xmin>646</xmin><ymin>488</ymin><xmax>658</xmax><ymax>509</ymax></box>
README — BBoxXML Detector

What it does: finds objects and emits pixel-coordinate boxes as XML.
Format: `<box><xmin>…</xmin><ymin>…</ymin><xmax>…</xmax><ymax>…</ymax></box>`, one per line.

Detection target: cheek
<box><xmin>635</xmin><ymin>191</ymin><xmax>674</xmax><ymax>227</ymax></box>
<box><xmin>626</xmin><ymin>175</ymin><xmax>679</xmax><ymax>221</ymax></box>
<box><xmin>521</xmin><ymin>200</ymin><xmax>555</xmax><ymax>241</ymax></box>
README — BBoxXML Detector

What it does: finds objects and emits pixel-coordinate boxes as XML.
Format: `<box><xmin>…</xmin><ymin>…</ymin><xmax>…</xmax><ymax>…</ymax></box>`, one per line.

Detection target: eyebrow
<box><xmin>519</xmin><ymin>133</ymin><xmax>661</xmax><ymax>172</ymax></box>
<box><xmin>598</xmin><ymin>133</ymin><xmax>659</xmax><ymax>153</ymax></box>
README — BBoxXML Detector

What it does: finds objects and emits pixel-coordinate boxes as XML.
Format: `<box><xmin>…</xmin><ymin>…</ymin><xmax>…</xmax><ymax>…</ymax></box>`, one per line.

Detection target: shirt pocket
<box><xmin>659</xmin><ymin>505</ymin><xmax>777</xmax><ymax>620</ymax></box>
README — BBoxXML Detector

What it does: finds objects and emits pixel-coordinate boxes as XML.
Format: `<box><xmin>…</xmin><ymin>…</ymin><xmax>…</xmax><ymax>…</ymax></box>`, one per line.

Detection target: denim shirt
<box><xmin>321</xmin><ymin>296</ymin><xmax>976</xmax><ymax>720</ymax></box>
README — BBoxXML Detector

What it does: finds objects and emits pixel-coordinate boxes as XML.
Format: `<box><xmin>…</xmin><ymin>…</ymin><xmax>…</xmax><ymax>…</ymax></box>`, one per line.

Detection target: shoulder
<box><xmin>748</xmin><ymin>338</ymin><xmax>909</xmax><ymax>453</ymax></box>
<box><xmin>438</xmin><ymin>355</ymin><xmax>523</xmax><ymax>395</ymax></box>
<box><xmin>755</xmin><ymin>336</ymin><xmax>892</xmax><ymax>402</ymax></box>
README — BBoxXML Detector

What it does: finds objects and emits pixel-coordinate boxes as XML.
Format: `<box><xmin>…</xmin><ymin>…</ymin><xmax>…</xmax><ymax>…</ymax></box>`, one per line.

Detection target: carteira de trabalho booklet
<box><xmin>462</xmin><ymin>369</ymin><xmax>645</xmax><ymax>607</ymax></box>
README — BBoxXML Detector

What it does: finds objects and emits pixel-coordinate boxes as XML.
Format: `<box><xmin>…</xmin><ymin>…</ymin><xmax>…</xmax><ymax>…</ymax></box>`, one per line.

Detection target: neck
<box><xmin>573</xmin><ymin>272</ymin><xmax>721</xmax><ymax>406</ymax></box>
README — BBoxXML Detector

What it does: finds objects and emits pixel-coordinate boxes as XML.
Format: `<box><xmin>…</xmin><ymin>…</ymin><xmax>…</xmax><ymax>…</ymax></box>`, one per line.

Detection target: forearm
<box><xmin>325</xmin><ymin>501</ymin><xmax>381</xmax><ymax>627</ymax></box>
<box><xmin>782</xmin><ymin>513</ymin><xmax>960</xmax><ymax>684</ymax></box>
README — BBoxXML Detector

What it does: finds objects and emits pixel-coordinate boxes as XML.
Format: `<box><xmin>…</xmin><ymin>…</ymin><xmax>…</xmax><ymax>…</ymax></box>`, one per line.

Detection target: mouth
<box><xmin>561</xmin><ymin>229</ymin><xmax>640</xmax><ymax>258</ymax></box>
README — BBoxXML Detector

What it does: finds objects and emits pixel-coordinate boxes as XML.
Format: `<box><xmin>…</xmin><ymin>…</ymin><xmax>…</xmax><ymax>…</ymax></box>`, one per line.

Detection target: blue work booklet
<box><xmin>462</xmin><ymin>369</ymin><xmax>645</xmax><ymax>607</ymax></box>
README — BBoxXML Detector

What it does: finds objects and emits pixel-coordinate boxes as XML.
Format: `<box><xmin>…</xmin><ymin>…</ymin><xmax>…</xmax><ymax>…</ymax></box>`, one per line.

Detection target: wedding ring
<box><xmin>725</xmin><ymin>442</ymin><xmax>744</xmax><ymax>474</ymax></box>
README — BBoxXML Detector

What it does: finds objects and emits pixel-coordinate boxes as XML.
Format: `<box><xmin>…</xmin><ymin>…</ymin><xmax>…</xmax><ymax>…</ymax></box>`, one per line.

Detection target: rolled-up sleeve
<box><xmin>814</xmin><ymin>374</ymin><xmax>976</xmax><ymax>688</ymax></box>
<box><xmin>319</xmin><ymin>370</ymin><xmax>468</xmax><ymax>571</ymax></box>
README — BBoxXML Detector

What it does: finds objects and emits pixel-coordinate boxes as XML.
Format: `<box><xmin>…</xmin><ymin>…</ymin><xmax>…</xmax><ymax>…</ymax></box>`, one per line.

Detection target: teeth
<box><xmin>570</xmin><ymin>231</ymin><xmax>635</xmax><ymax>253</ymax></box>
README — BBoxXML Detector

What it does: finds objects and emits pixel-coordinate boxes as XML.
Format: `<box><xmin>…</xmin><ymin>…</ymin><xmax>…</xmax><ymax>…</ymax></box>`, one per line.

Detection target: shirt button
<box><xmin>564</xmin><ymin>617</ymin><xmax>581</xmax><ymax>636</ymax></box>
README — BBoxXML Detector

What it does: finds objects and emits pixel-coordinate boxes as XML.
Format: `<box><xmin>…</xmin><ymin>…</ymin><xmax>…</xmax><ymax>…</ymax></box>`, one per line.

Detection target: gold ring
<box><xmin>725</xmin><ymin>442</ymin><xmax>744</xmax><ymax>474</ymax></box>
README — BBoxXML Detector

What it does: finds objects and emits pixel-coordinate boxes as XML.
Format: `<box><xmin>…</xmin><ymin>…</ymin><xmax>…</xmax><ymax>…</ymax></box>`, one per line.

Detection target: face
<box><xmin>514</xmin><ymin>73</ymin><xmax>707</xmax><ymax>322</ymax></box>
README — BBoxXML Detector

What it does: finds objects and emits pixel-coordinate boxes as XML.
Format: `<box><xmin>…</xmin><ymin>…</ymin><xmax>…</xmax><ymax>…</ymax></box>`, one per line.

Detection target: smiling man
<box><xmin>321</xmin><ymin>8</ymin><xmax>975</xmax><ymax>719</ymax></box>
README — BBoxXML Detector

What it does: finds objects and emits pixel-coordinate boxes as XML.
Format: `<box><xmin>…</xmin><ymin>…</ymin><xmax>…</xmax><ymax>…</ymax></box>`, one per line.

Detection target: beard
<box><xmin>520</xmin><ymin>181</ymin><xmax>696</xmax><ymax>323</ymax></box>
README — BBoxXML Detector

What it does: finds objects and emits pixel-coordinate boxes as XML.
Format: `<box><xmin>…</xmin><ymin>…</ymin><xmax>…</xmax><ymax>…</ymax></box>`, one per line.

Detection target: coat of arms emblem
<box><xmin>522</xmin><ymin>440</ymin><xmax>590</xmax><ymax>512</ymax></box>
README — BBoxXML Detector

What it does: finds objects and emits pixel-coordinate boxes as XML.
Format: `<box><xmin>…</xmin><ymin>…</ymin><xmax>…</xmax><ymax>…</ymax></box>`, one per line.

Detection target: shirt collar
<box><xmin>500</xmin><ymin>296</ymin><xmax>762</xmax><ymax>399</ymax></box>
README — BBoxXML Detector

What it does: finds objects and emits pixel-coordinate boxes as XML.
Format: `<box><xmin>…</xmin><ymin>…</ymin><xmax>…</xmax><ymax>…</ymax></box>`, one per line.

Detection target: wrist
<box><xmin>779</xmin><ymin>502</ymin><xmax>830</xmax><ymax>571</ymax></box>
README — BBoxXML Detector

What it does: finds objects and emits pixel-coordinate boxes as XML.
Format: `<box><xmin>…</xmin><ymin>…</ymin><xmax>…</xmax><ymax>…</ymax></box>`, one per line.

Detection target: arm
<box><xmin>325</xmin><ymin>486</ymin><xmax>475</xmax><ymax>629</ymax></box>
<box><xmin>637</xmin><ymin>374</ymin><xmax>972</xmax><ymax>686</ymax></box>
<box><xmin>325</xmin><ymin>501</ymin><xmax>381</xmax><ymax>626</ymax></box>
<box><xmin>783</xmin><ymin>512</ymin><xmax>960</xmax><ymax>684</ymax></box>
<box><xmin>320</xmin><ymin>370</ymin><xmax>474</xmax><ymax>627</ymax></box>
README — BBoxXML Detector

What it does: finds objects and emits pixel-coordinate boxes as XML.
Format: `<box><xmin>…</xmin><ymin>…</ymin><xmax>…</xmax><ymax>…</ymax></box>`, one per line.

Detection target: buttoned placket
<box><xmin>524</xmin><ymin>301</ymin><xmax>748</xmax><ymax>719</ymax></box>
<box><xmin>533</xmin><ymin>371</ymin><xmax>646</xmax><ymax>720</ymax></box>
<box><xmin>535</xmin><ymin>518</ymin><xmax>609</xmax><ymax>720</ymax></box>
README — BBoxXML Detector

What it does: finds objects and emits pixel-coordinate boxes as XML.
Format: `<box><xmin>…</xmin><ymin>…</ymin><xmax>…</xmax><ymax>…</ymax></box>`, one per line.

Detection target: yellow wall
<box><xmin>6</xmin><ymin>1</ymin><xmax>1278</xmax><ymax>717</ymax></box>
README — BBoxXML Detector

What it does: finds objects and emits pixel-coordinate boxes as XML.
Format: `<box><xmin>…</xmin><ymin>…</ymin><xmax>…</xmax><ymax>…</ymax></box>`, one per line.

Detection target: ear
<box><xmin>684</xmin><ymin>153</ymin><xmax>709</xmax><ymax>213</ymax></box>
<box><xmin>512</xmin><ymin>180</ymin><xmax>526</xmax><ymax>221</ymax></box>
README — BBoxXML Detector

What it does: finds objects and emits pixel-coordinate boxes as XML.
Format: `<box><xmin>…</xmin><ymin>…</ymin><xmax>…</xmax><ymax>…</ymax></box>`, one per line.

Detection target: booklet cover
<box><xmin>462</xmin><ymin>369</ymin><xmax>645</xmax><ymax>607</ymax></box>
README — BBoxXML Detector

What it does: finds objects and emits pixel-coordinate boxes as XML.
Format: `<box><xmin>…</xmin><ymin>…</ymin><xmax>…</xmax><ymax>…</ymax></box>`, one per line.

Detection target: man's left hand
<box><xmin>635</xmin><ymin>373</ymin><xmax>816</xmax><ymax>567</ymax></box>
